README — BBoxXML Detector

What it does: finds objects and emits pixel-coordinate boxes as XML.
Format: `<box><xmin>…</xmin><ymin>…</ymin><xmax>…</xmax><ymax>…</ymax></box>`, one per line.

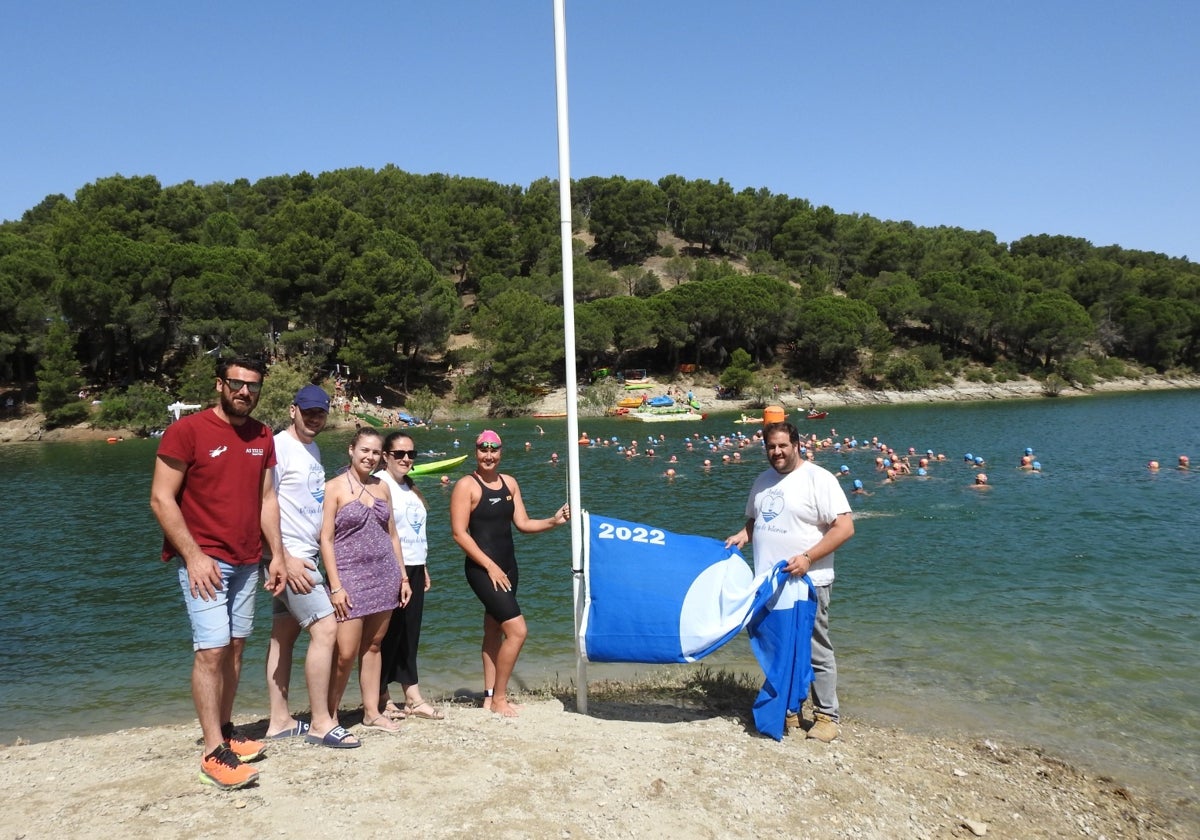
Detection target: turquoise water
<box><xmin>1</xmin><ymin>390</ymin><xmax>1197</xmax><ymax>806</ymax></box>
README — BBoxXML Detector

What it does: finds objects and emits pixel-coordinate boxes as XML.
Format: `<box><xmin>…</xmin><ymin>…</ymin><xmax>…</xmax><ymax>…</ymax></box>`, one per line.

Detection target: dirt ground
<box><xmin>1</xmin><ymin>697</ymin><xmax>1192</xmax><ymax>840</ymax></box>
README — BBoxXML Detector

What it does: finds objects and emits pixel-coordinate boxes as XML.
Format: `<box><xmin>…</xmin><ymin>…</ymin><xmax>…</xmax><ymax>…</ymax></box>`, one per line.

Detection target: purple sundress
<box><xmin>331</xmin><ymin>492</ymin><xmax>401</xmax><ymax>621</ymax></box>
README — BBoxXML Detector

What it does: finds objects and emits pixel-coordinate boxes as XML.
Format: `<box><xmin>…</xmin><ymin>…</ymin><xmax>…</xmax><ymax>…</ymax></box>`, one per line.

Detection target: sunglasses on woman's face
<box><xmin>477</xmin><ymin>443</ymin><xmax>501</xmax><ymax>452</ymax></box>
<box><xmin>388</xmin><ymin>449</ymin><xmax>417</xmax><ymax>460</ymax></box>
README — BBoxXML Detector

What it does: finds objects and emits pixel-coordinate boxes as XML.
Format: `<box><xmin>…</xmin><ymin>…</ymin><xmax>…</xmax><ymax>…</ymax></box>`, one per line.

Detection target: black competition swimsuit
<box><xmin>463</xmin><ymin>473</ymin><xmax>521</xmax><ymax>622</ymax></box>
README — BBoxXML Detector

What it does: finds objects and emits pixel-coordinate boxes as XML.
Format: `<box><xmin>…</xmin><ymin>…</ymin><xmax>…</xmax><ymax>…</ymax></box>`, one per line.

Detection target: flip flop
<box><xmin>362</xmin><ymin>714</ymin><xmax>403</xmax><ymax>734</ymax></box>
<box><xmin>405</xmin><ymin>701</ymin><xmax>445</xmax><ymax>720</ymax></box>
<box><xmin>304</xmin><ymin>725</ymin><xmax>361</xmax><ymax>749</ymax></box>
<box><xmin>267</xmin><ymin>720</ymin><xmax>311</xmax><ymax>739</ymax></box>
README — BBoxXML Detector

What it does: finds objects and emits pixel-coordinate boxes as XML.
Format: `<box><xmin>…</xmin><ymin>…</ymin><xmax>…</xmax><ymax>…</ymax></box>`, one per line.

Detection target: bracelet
<box><xmin>401</xmin><ymin>578</ymin><xmax>410</xmax><ymax>584</ymax></box>
<box><xmin>330</xmin><ymin>587</ymin><xmax>344</xmax><ymax>595</ymax></box>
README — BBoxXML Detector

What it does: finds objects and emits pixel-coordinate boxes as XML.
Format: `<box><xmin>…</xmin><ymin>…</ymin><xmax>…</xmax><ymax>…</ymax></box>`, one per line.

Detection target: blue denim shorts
<box><xmin>261</xmin><ymin>560</ymin><xmax>334</xmax><ymax>628</ymax></box>
<box><xmin>176</xmin><ymin>558</ymin><xmax>258</xmax><ymax>650</ymax></box>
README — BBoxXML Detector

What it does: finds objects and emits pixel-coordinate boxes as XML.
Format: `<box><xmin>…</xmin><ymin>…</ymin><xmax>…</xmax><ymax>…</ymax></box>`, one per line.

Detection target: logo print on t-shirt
<box><xmin>761</xmin><ymin>489</ymin><xmax>785</xmax><ymax>522</ymax></box>
<box><xmin>307</xmin><ymin>465</ymin><xmax>325</xmax><ymax>504</ymax></box>
<box><xmin>209</xmin><ymin>445</ymin><xmax>228</xmax><ymax>459</ymax></box>
<box><xmin>407</xmin><ymin>503</ymin><xmax>423</xmax><ymax>534</ymax></box>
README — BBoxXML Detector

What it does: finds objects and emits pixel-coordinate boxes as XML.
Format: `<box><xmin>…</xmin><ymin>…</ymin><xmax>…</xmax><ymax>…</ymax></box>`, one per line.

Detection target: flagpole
<box><xmin>552</xmin><ymin>0</ymin><xmax>587</xmax><ymax>715</ymax></box>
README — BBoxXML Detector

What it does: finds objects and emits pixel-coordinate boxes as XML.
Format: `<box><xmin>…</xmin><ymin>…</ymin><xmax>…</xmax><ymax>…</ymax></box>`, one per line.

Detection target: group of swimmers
<box><xmin>1147</xmin><ymin>455</ymin><xmax>1190</xmax><ymax>471</ymax></box>
<box><xmin>565</xmin><ymin>425</ymin><xmax>1050</xmax><ymax>492</ymax></box>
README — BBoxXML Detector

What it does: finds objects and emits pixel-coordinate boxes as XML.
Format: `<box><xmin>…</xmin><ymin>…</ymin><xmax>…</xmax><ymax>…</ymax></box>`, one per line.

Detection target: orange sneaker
<box><xmin>221</xmin><ymin>723</ymin><xmax>266</xmax><ymax>762</ymax></box>
<box><xmin>199</xmin><ymin>744</ymin><xmax>259</xmax><ymax>790</ymax></box>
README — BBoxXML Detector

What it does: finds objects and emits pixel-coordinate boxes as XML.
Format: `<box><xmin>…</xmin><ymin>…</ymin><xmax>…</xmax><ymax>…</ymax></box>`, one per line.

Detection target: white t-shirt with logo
<box><xmin>744</xmin><ymin>460</ymin><xmax>851</xmax><ymax>587</ymax></box>
<box><xmin>377</xmin><ymin>471</ymin><xmax>428</xmax><ymax>566</ymax></box>
<box><xmin>273</xmin><ymin>431</ymin><xmax>325</xmax><ymax>561</ymax></box>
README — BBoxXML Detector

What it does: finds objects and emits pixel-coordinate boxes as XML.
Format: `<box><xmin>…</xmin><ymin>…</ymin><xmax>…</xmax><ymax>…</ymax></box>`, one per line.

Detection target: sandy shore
<box><xmin>531</xmin><ymin>372</ymin><xmax>1200</xmax><ymax>417</ymax></box>
<box><xmin>3</xmin><ymin>373</ymin><xmax>1198</xmax><ymax>446</ymax></box>
<box><xmin>2</xmin><ymin>690</ymin><xmax>1191</xmax><ymax>839</ymax></box>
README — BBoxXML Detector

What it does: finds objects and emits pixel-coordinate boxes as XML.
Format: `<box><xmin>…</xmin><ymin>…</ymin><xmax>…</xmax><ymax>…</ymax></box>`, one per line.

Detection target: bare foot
<box><xmin>491</xmin><ymin>698</ymin><xmax>521</xmax><ymax>718</ymax></box>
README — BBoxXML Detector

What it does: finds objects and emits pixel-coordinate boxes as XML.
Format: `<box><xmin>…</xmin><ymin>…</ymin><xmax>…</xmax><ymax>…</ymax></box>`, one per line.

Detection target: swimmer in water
<box><xmin>970</xmin><ymin>472</ymin><xmax>990</xmax><ymax>489</ymax></box>
<box><xmin>1178</xmin><ymin>455</ymin><xmax>1190</xmax><ymax>471</ymax></box>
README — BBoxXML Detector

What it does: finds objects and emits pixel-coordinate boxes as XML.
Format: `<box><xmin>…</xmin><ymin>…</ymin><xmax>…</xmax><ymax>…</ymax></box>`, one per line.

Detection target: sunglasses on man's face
<box><xmin>477</xmin><ymin>443</ymin><xmax>501</xmax><ymax>452</ymax></box>
<box><xmin>222</xmin><ymin>378</ymin><xmax>263</xmax><ymax>394</ymax></box>
<box><xmin>388</xmin><ymin>449</ymin><xmax>417</xmax><ymax>460</ymax></box>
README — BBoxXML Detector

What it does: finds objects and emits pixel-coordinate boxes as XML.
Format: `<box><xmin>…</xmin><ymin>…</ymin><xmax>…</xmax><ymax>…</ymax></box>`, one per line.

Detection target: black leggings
<box><xmin>380</xmin><ymin>564</ymin><xmax>427</xmax><ymax>689</ymax></box>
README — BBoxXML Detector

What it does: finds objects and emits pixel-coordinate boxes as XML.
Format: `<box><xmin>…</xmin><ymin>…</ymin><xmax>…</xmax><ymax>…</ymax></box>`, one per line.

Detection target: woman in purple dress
<box><xmin>320</xmin><ymin>428</ymin><xmax>412</xmax><ymax>733</ymax></box>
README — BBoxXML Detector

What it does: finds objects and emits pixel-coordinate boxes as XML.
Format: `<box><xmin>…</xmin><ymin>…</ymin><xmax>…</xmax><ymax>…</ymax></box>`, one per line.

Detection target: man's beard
<box><xmin>220</xmin><ymin>390</ymin><xmax>255</xmax><ymax>418</ymax></box>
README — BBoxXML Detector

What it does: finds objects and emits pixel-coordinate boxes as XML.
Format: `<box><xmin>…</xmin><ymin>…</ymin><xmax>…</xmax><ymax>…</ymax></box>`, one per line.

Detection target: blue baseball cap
<box><xmin>294</xmin><ymin>385</ymin><xmax>330</xmax><ymax>411</ymax></box>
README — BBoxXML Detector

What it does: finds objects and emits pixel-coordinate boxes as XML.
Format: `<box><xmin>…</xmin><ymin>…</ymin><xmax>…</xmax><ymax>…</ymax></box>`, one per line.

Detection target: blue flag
<box><xmin>580</xmin><ymin>512</ymin><xmax>816</xmax><ymax>739</ymax></box>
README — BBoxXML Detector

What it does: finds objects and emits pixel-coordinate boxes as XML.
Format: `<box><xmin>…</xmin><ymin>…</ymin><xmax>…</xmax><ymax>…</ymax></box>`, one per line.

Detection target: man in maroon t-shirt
<box><xmin>151</xmin><ymin>357</ymin><xmax>287</xmax><ymax>790</ymax></box>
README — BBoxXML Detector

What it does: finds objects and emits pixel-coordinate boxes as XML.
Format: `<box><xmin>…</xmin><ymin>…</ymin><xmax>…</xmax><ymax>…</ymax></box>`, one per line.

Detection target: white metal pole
<box><xmin>552</xmin><ymin>0</ymin><xmax>587</xmax><ymax>715</ymax></box>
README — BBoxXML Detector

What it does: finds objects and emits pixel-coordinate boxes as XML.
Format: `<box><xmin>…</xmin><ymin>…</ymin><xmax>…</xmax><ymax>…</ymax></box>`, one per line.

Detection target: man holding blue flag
<box><xmin>726</xmin><ymin>421</ymin><xmax>854</xmax><ymax>742</ymax></box>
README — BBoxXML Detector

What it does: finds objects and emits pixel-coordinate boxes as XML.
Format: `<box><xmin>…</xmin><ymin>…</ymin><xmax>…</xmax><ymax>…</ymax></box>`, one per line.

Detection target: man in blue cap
<box><xmin>262</xmin><ymin>384</ymin><xmax>360</xmax><ymax>748</ymax></box>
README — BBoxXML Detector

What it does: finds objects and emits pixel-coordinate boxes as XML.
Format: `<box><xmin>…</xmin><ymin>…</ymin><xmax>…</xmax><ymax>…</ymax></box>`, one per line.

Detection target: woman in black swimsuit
<box><xmin>450</xmin><ymin>429</ymin><xmax>569</xmax><ymax>717</ymax></box>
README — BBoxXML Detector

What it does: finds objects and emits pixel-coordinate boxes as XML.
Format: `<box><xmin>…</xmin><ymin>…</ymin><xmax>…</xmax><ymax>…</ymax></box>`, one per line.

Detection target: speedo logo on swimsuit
<box><xmin>209</xmin><ymin>445</ymin><xmax>228</xmax><ymax>458</ymax></box>
<box><xmin>488</xmin><ymin>497</ymin><xmax>502</xmax><ymax>505</ymax></box>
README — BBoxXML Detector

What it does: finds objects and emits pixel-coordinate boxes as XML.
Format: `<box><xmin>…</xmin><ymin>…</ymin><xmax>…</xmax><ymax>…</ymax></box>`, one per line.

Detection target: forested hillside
<box><xmin>2</xmin><ymin>167</ymin><xmax>1197</xmax><ymax>425</ymax></box>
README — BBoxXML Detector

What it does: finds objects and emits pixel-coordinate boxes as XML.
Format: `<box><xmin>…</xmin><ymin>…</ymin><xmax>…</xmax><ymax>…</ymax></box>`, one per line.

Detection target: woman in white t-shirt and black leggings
<box><xmin>376</xmin><ymin>431</ymin><xmax>445</xmax><ymax>721</ymax></box>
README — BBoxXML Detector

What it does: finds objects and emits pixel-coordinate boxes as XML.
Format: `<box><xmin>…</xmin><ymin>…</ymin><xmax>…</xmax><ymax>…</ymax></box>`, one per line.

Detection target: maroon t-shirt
<box><xmin>156</xmin><ymin>408</ymin><xmax>277</xmax><ymax>565</ymax></box>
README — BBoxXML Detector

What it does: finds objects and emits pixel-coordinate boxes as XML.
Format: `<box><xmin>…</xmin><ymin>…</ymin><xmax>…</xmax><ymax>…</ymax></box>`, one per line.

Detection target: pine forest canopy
<box><xmin>2</xmin><ymin>166</ymin><xmax>1197</xmax><ymax>421</ymax></box>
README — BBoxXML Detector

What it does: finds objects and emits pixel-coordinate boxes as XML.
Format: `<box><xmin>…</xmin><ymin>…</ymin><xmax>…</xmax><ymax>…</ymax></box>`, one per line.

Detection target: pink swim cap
<box><xmin>476</xmin><ymin>429</ymin><xmax>502</xmax><ymax>446</ymax></box>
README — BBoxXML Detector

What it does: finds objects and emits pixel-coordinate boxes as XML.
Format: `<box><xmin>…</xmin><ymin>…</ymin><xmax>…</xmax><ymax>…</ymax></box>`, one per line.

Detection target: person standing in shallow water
<box><xmin>451</xmin><ymin>430</ymin><xmax>569</xmax><ymax>717</ymax></box>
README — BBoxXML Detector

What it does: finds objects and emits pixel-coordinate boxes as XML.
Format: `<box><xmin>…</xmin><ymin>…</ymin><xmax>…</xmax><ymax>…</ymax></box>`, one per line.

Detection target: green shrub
<box><xmin>882</xmin><ymin>354</ymin><xmax>930</xmax><ymax>390</ymax></box>
<box><xmin>1059</xmin><ymin>357</ymin><xmax>1096</xmax><ymax>388</ymax></box>
<box><xmin>992</xmin><ymin>360</ymin><xmax>1021</xmax><ymax>382</ymax></box>
<box><xmin>405</xmin><ymin>386</ymin><xmax>440</xmax><ymax>424</ymax></box>
<box><xmin>45</xmin><ymin>401</ymin><xmax>90</xmax><ymax>429</ymax></box>
<box><xmin>1042</xmin><ymin>373</ymin><xmax>1066</xmax><ymax>396</ymax></box>
<box><xmin>1094</xmin><ymin>357</ymin><xmax>1129</xmax><ymax>379</ymax></box>
<box><xmin>910</xmin><ymin>344</ymin><xmax>944</xmax><ymax>371</ymax></box>
<box><xmin>95</xmin><ymin>382</ymin><xmax>173</xmax><ymax>433</ymax></box>
<box><xmin>964</xmin><ymin>367</ymin><xmax>994</xmax><ymax>383</ymax></box>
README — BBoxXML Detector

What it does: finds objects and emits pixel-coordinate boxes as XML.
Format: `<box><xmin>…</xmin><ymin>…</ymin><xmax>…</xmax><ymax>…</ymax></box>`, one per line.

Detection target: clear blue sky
<box><xmin>3</xmin><ymin>1</ymin><xmax>1197</xmax><ymax>259</ymax></box>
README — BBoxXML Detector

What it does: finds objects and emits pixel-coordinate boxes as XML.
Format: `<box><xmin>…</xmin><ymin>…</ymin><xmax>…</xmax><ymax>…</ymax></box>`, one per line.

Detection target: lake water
<box><xmin>1</xmin><ymin>390</ymin><xmax>1197</xmax><ymax>807</ymax></box>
